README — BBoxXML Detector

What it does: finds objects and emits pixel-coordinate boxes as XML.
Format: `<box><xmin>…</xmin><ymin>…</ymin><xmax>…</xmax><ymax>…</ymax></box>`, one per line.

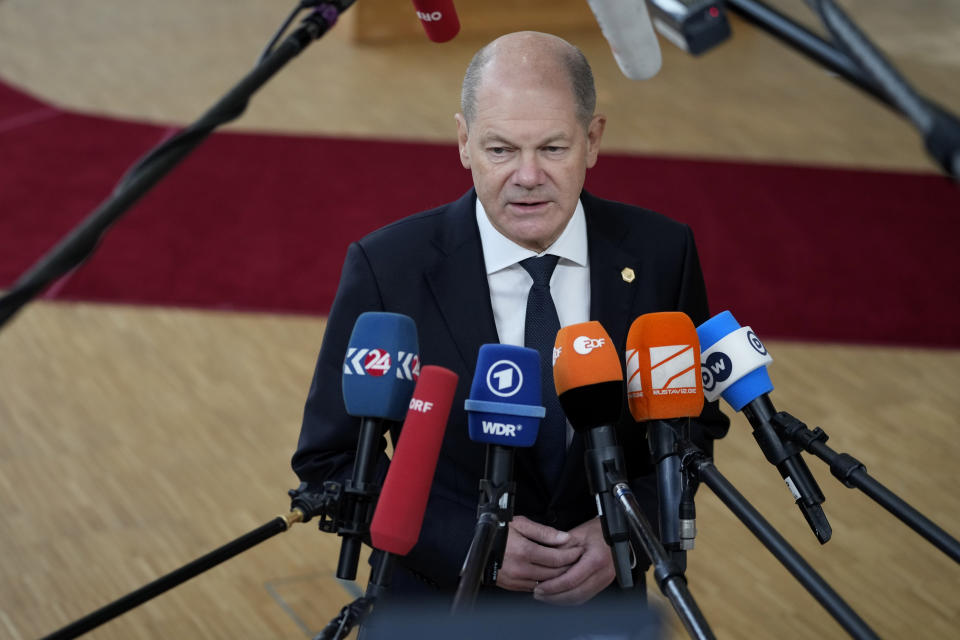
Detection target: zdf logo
<box><xmin>573</xmin><ymin>336</ymin><xmax>605</xmax><ymax>355</ymax></box>
<box><xmin>416</xmin><ymin>10</ymin><xmax>443</xmax><ymax>21</ymax></box>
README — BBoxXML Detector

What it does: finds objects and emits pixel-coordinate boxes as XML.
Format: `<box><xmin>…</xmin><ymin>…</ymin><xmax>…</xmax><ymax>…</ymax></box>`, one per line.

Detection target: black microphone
<box><xmin>649</xmin><ymin>0</ymin><xmax>731</xmax><ymax>56</ymax></box>
<box><xmin>697</xmin><ymin>311</ymin><xmax>832</xmax><ymax>544</ymax></box>
<box><xmin>553</xmin><ymin>322</ymin><xmax>634</xmax><ymax>589</ymax></box>
<box><xmin>337</xmin><ymin>311</ymin><xmax>420</xmax><ymax>580</ymax></box>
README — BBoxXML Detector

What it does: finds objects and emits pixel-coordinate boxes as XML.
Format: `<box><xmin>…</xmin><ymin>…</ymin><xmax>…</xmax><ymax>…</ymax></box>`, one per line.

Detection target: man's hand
<box><xmin>532</xmin><ymin>517</ymin><xmax>616</xmax><ymax>605</ymax></box>
<box><xmin>495</xmin><ymin>515</ymin><xmax>584</xmax><ymax>592</ymax></box>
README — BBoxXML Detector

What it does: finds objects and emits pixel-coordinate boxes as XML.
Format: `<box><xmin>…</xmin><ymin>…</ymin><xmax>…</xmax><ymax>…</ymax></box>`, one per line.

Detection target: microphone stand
<box><xmin>452</xmin><ymin>512</ymin><xmax>502</xmax><ymax>613</ymax></box>
<box><xmin>725</xmin><ymin>0</ymin><xmax>960</xmax><ymax>180</ymax></box>
<box><xmin>584</xmin><ymin>426</ymin><xmax>636</xmax><ymax>589</ymax></box>
<box><xmin>39</xmin><ymin>483</ymin><xmax>342</xmax><ymax>639</ymax></box>
<box><xmin>648</xmin><ymin>420</ymin><xmax>693</xmax><ymax>569</ymax></box>
<box><xmin>676</xmin><ymin>442</ymin><xmax>881</xmax><ymax>640</ymax></box>
<box><xmin>451</xmin><ymin>444</ymin><xmax>515</xmax><ymax>612</ymax></box>
<box><xmin>742</xmin><ymin>396</ymin><xmax>832</xmax><ymax>543</ymax></box>
<box><xmin>0</xmin><ymin>1</ymin><xmax>356</xmax><ymax>331</ymax></box>
<box><xmin>315</xmin><ymin>549</ymin><xmax>394</xmax><ymax>640</ymax></box>
<box><xmin>609</xmin><ymin>475</ymin><xmax>715</xmax><ymax>640</ymax></box>
<box><xmin>337</xmin><ymin>416</ymin><xmax>392</xmax><ymax>580</ymax></box>
<box><xmin>773</xmin><ymin>412</ymin><xmax>960</xmax><ymax>563</ymax></box>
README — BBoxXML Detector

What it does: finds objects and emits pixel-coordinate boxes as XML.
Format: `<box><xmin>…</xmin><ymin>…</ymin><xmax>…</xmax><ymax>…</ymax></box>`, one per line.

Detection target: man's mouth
<box><xmin>509</xmin><ymin>201</ymin><xmax>548</xmax><ymax>210</ymax></box>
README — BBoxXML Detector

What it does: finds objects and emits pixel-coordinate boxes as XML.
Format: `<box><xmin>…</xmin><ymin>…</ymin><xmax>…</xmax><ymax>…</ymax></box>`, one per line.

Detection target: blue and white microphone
<box><xmin>338</xmin><ymin>311</ymin><xmax>420</xmax><ymax>580</ymax></box>
<box><xmin>697</xmin><ymin>311</ymin><xmax>832</xmax><ymax>543</ymax></box>
<box><xmin>464</xmin><ymin>344</ymin><xmax>544</xmax><ymax>584</ymax></box>
<box><xmin>466</xmin><ymin>344</ymin><xmax>543</xmax><ymax>448</ymax></box>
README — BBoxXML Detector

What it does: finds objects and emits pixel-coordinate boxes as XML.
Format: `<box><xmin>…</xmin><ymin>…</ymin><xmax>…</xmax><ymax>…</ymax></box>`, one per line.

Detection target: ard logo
<box><xmin>486</xmin><ymin>360</ymin><xmax>523</xmax><ymax>397</ymax></box>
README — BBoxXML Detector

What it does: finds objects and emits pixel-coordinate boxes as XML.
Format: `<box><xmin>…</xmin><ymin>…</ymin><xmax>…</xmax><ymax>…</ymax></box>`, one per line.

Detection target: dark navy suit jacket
<box><xmin>292</xmin><ymin>189</ymin><xmax>729</xmax><ymax>592</ymax></box>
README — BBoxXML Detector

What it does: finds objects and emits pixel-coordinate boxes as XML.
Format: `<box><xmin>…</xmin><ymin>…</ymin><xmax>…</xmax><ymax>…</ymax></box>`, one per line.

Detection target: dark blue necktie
<box><xmin>520</xmin><ymin>255</ymin><xmax>566</xmax><ymax>486</ymax></box>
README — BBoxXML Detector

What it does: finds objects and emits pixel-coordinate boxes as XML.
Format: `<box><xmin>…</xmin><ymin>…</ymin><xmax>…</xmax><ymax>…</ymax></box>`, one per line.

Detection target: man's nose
<box><xmin>513</xmin><ymin>152</ymin><xmax>545</xmax><ymax>188</ymax></box>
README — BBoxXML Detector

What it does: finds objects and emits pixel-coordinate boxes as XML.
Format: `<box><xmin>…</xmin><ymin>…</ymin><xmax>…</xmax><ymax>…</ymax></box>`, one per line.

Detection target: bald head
<box><xmin>460</xmin><ymin>32</ymin><xmax>597</xmax><ymax>130</ymax></box>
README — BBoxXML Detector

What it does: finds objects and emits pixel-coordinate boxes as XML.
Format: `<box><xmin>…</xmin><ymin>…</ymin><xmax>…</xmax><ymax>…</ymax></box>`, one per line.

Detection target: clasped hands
<box><xmin>494</xmin><ymin>515</ymin><xmax>616</xmax><ymax>605</ymax></box>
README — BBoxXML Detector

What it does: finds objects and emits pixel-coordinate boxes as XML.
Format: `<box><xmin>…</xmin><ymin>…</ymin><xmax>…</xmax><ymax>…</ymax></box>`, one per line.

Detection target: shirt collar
<box><xmin>476</xmin><ymin>197</ymin><xmax>588</xmax><ymax>275</ymax></box>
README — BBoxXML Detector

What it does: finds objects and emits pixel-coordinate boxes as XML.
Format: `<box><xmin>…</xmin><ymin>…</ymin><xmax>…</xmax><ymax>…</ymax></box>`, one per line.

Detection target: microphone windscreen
<box><xmin>697</xmin><ymin>310</ymin><xmax>774</xmax><ymax>411</ymax></box>
<box><xmin>370</xmin><ymin>365</ymin><xmax>458</xmax><ymax>556</ymax></box>
<box><xmin>342</xmin><ymin>312</ymin><xmax>419</xmax><ymax>421</ymax></box>
<box><xmin>465</xmin><ymin>344</ymin><xmax>543</xmax><ymax>447</ymax></box>
<box><xmin>553</xmin><ymin>321</ymin><xmax>624</xmax><ymax>431</ymax></box>
<box><xmin>411</xmin><ymin>0</ymin><xmax>460</xmax><ymax>43</ymax></box>
<box><xmin>586</xmin><ymin>0</ymin><xmax>663</xmax><ymax>80</ymax></box>
<box><xmin>626</xmin><ymin>312</ymin><xmax>704</xmax><ymax>421</ymax></box>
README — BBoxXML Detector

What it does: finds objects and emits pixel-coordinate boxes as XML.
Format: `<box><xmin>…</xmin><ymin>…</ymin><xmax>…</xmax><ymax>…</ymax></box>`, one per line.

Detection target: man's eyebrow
<box><xmin>478</xmin><ymin>132</ymin><xmax>571</xmax><ymax>146</ymax></box>
<box><xmin>478</xmin><ymin>132</ymin><xmax>513</xmax><ymax>145</ymax></box>
<box><xmin>539</xmin><ymin>133</ymin><xmax>571</xmax><ymax>145</ymax></box>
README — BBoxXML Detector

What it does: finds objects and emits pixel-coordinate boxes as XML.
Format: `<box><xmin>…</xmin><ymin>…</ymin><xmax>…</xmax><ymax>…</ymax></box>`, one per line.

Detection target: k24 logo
<box><xmin>343</xmin><ymin>348</ymin><xmax>419</xmax><ymax>380</ymax></box>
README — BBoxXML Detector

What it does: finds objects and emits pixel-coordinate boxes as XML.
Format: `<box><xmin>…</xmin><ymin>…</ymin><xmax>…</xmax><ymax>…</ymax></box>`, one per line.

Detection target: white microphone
<box><xmin>586</xmin><ymin>0</ymin><xmax>663</xmax><ymax>80</ymax></box>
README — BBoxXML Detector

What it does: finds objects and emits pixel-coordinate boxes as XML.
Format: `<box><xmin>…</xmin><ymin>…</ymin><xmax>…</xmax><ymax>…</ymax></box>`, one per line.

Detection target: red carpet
<box><xmin>2</xmin><ymin>79</ymin><xmax>959</xmax><ymax>347</ymax></box>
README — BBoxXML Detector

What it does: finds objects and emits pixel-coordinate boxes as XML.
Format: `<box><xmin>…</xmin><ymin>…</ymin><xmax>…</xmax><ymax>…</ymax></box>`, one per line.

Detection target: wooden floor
<box><xmin>1</xmin><ymin>1</ymin><xmax>959</xmax><ymax>638</ymax></box>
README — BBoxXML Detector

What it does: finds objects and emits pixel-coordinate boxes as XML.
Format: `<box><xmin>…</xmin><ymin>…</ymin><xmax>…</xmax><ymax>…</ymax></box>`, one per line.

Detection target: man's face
<box><xmin>456</xmin><ymin>71</ymin><xmax>605</xmax><ymax>253</ymax></box>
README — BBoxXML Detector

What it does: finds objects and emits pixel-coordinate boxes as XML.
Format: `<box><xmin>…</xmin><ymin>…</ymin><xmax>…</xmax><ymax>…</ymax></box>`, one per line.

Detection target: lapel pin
<box><xmin>621</xmin><ymin>267</ymin><xmax>635</xmax><ymax>283</ymax></box>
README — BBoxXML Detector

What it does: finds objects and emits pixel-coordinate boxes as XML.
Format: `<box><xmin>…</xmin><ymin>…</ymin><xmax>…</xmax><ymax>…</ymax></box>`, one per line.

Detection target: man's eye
<box><xmin>544</xmin><ymin>146</ymin><xmax>566</xmax><ymax>153</ymax></box>
<box><xmin>489</xmin><ymin>147</ymin><xmax>507</xmax><ymax>154</ymax></box>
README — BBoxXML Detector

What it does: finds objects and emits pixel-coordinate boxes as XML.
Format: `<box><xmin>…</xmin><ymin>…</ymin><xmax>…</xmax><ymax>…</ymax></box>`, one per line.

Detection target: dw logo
<box><xmin>485</xmin><ymin>359</ymin><xmax>523</xmax><ymax>397</ymax></box>
<box><xmin>701</xmin><ymin>351</ymin><xmax>733</xmax><ymax>393</ymax></box>
<box><xmin>747</xmin><ymin>330</ymin><xmax>768</xmax><ymax>356</ymax></box>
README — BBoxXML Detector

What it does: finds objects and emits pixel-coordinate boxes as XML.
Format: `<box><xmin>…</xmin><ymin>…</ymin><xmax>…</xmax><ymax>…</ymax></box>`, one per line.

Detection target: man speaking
<box><xmin>292</xmin><ymin>31</ymin><xmax>728</xmax><ymax>606</ymax></box>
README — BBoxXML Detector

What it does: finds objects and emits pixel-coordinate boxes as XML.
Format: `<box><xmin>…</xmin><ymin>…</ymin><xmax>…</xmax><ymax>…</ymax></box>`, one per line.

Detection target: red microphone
<box><xmin>370</xmin><ymin>365</ymin><xmax>458</xmax><ymax>556</ymax></box>
<box><xmin>411</xmin><ymin>0</ymin><xmax>460</xmax><ymax>43</ymax></box>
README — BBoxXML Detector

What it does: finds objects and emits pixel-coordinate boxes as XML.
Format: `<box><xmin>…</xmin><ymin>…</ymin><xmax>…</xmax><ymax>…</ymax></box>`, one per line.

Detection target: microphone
<box><xmin>586</xmin><ymin>0</ymin><xmax>663</xmax><ymax>80</ymax></box>
<box><xmin>411</xmin><ymin>0</ymin><xmax>460</xmax><ymax>43</ymax></box>
<box><xmin>366</xmin><ymin>365</ymin><xmax>458</xmax><ymax>599</ymax></box>
<box><xmin>463</xmin><ymin>344</ymin><xmax>544</xmax><ymax>586</ymax></box>
<box><xmin>553</xmin><ymin>321</ymin><xmax>635</xmax><ymax>589</ymax></box>
<box><xmin>338</xmin><ymin>312</ymin><xmax>420</xmax><ymax>580</ymax></box>
<box><xmin>697</xmin><ymin>310</ymin><xmax>832</xmax><ymax>543</ymax></box>
<box><xmin>626</xmin><ymin>312</ymin><xmax>704</xmax><ymax>560</ymax></box>
<box><xmin>370</xmin><ymin>365</ymin><xmax>458</xmax><ymax>556</ymax></box>
<box><xmin>648</xmin><ymin>0</ymin><xmax>731</xmax><ymax>56</ymax></box>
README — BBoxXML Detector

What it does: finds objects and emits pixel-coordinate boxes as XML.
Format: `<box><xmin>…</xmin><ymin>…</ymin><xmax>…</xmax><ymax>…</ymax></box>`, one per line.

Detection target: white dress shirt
<box><xmin>476</xmin><ymin>198</ymin><xmax>591</xmax><ymax>446</ymax></box>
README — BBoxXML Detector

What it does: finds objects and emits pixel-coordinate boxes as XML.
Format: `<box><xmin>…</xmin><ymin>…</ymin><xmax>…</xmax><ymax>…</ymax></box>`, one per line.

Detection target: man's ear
<box><xmin>455</xmin><ymin>113</ymin><xmax>471</xmax><ymax>169</ymax></box>
<box><xmin>585</xmin><ymin>113</ymin><xmax>607</xmax><ymax>169</ymax></box>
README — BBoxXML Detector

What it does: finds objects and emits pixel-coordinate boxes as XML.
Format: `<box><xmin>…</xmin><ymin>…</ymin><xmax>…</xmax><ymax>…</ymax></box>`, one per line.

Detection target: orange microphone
<box><xmin>553</xmin><ymin>321</ymin><xmax>634</xmax><ymax>589</ymax></box>
<box><xmin>553</xmin><ymin>322</ymin><xmax>624</xmax><ymax>430</ymax></box>
<box><xmin>625</xmin><ymin>312</ymin><xmax>704</xmax><ymax>422</ymax></box>
<box><xmin>625</xmin><ymin>312</ymin><xmax>703</xmax><ymax>557</ymax></box>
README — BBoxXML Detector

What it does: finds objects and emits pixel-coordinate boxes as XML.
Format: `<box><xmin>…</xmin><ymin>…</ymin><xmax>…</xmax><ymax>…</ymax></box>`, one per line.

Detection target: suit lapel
<box><xmin>424</xmin><ymin>190</ymin><xmax>500</xmax><ymax>375</ymax></box>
